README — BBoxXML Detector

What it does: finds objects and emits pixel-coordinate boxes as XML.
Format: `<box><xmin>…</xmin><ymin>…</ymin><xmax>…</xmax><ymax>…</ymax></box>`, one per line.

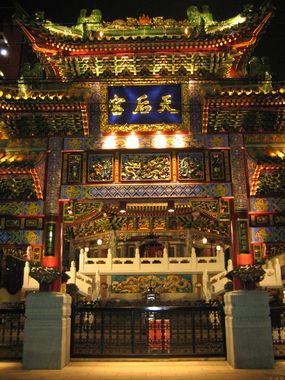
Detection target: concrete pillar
<box><xmin>23</xmin><ymin>292</ymin><xmax>72</xmax><ymax>369</ymax></box>
<box><xmin>224</xmin><ymin>290</ymin><xmax>274</xmax><ymax>369</ymax></box>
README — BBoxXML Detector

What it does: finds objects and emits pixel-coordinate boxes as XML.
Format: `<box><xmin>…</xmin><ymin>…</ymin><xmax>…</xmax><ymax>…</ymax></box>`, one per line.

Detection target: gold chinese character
<box><xmin>109</xmin><ymin>94</ymin><xmax>126</xmax><ymax>116</ymax></box>
<box><xmin>157</xmin><ymin>95</ymin><xmax>179</xmax><ymax>114</ymax></box>
<box><xmin>132</xmin><ymin>94</ymin><xmax>152</xmax><ymax>114</ymax></box>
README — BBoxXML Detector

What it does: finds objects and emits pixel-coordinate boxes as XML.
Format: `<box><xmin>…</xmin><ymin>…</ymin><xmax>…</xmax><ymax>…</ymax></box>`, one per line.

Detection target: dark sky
<box><xmin>3</xmin><ymin>0</ymin><xmax>285</xmax><ymax>79</ymax></box>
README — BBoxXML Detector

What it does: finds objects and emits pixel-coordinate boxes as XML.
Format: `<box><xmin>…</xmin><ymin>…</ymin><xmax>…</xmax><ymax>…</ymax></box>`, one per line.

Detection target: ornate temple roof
<box><xmin>66</xmin><ymin>199</ymin><xmax>230</xmax><ymax>244</ymax></box>
<box><xmin>0</xmin><ymin>150</ymin><xmax>45</xmax><ymax>200</ymax></box>
<box><xmin>14</xmin><ymin>3</ymin><xmax>274</xmax><ymax>80</ymax></box>
<box><xmin>0</xmin><ymin>90</ymin><xmax>88</xmax><ymax>138</ymax></box>
<box><xmin>203</xmin><ymin>88</ymin><xmax>285</xmax><ymax>133</ymax></box>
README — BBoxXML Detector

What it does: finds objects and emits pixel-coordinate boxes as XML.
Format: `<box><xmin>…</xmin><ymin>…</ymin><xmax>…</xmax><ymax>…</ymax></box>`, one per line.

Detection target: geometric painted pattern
<box><xmin>61</xmin><ymin>183</ymin><xmax>232</xmax><ymax>200</ymax></box>
<box><xmin>0</xmin><ymin>201</ymin><xmax>44</xmax><ymax>216</ymax></box>
<box><xmin>250</xmin><ymin>197</ymin><xmax>285</xmax><ymax>213</ymax></box>
<box><xmin>251</xmin><ymin>226</ymin><xmax>285</xmax><ymax>243</ymax></box>
<box><xmin>0</xmin><ymin>230</ymin><xmax>43</xmax><ymax>245</ymax></box>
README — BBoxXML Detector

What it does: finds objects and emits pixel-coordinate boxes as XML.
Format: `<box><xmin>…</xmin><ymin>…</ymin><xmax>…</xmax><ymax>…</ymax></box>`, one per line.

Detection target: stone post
<box><xmin>23</xmin><ymin>292</ymin><xmax>72</xmax><ymax>369</ymax></box>
<box><xmin>224</xmin><ymin>290</ymin><xmax>274</xmax><ymax>369</ymax></box>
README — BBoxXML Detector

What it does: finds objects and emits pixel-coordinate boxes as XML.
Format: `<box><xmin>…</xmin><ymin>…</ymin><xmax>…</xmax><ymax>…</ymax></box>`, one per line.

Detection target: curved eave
<box><xmin>0</xmin><ymin>100</ymin><xmax>89</xmax><ymax>137</ymax></box>
<box><xmin>232</xmin><ymin>10</ymin><xmax>273</xmax><ymax>50</ymax></box>
<box><xmin>202</xmin><ymin>90</ymin><xmax>285</xmax><ymax>133</ymax></box>
<box><xmin>15</xmin><ymin>10</ymin><xmax>273</xmax><ymax>57</ymax></box>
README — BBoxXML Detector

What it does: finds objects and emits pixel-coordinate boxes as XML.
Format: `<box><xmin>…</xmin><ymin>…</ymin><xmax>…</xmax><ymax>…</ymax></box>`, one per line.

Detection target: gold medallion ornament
<box><xmin>25</xmin><ymin>231</ymin><xmax>39</xmax><ymax>244</ymax></box>
<box><xmin>253</xmin><ymin>198</ymin><xmax>269</xmax><ymax>212</ymax></box>
<box><xmin>213</xmin><ymin>184</ymin><xmax>229</xmax><ymax>197</ymax></box>
<box><xmin>255</xmin><ymin>227</ymin><xmax>270</xmax><ymax>242</ymax></box>
<box><xmin>65</xmin><ymin>186</ymin><xmax>81</xmax><ymax>199</ymax></box>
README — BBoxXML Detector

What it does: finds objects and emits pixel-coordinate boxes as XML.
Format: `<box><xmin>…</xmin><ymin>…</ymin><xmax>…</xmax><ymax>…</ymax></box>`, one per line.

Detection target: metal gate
<box><xmin>0</xmin><ymin>303</ymin><xmax>25</xmax><ymax>359</ymax></box>
<box><xmin>270</xmin><ymin>305</ymin><xmax>285</xmax><ymax>359</ymax></box>
<box><xmin>71</xmin><ymin>303</ymin><xmax>226</xmax><ymax>358</ymax></box>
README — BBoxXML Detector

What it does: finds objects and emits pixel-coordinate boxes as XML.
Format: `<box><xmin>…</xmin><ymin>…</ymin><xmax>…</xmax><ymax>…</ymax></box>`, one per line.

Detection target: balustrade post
<box><xmin>107</xmin><ymin>248</ymin><xmax>112</xmax><ymax>270</ymax></box>
<box><xmin>23</xmin><ymin>261</ymin><xmax>30</xmax><ymax>288</ymax></box>
<box><xmin>79</xmin><ymin>248</ymin><xmax>85</xmax><ymax>271</ymax></box>
<box><xmin>163</xmin><ymin>244</ymin><xmax>169</xmax><ymax>270</ymax></box>
<box><xmin>135</xmin><ymin>243</ymin><xmax>140</xmax><ymax>270</ymax></box>
<box><xmin>68</xmin><ymin>261</ymin><xmax>76</xmax><ymax>283</ymax></box>
<box><xmin>191</xmin><ymin>247</ymin><xmax>197</xmax><ymax>269</ymax></box>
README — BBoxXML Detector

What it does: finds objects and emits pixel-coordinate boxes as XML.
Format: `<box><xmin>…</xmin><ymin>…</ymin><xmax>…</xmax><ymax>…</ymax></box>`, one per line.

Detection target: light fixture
<box><xmin>67</xmin><ymin>200</ymin><xmax>73</xmax><ymax>215</ymax></box>
<box><xmin>97</xmin><ymin>238</ymin><xmax>103</xmax><ymax>246</ymax></box>
<box><xmin>167</xmin><ymin>200</ymin><xmax>175</xmax><ymax>213</ymax></box>
<box><xmin>153</xmin><ymin>132</ymin><xmax>167</xmax><ymax>148</ymax></box>
<box><xmin>0</xmin><ymin>47</ymin><xmax>8</xmax><ymax>57</ymax></box>
<box><xmin>97</xmin><ymin>30</ymin><xmax>104</xmax><ymax>39</ymax></box>
<box><xmin>103</xmin><ymin>135</ymin><xmax>116</xmax><ymax>149</ymax></box>
<box><xmin>126</xmin><ymin>132</ymin><xmax>139</xmax><ymax>149</ymax></box>
<box><xmin>216</xmin><ymin>244</ymin><xmax>222</xmax><ymax>251</ymax></box>
<box><xmin>202</xmin><ymin>237</ymin><xmax>208</xmax><ymax>245</ymax></box>
<box><xmin>119</xmin><ymin>201</ymin><xmax>126</xmax><ymax>214</ymax></box>
<box><xmin>84</xmin><ymin>247</ymin><xmax>89</xmax><ymax>253</ymax></box>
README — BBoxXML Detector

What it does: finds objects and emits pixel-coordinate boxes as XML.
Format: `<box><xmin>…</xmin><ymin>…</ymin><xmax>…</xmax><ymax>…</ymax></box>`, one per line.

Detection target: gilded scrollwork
<box><xmin>87</xmin><ymin>154</ymin><xmax>113</xmax><ymax>182</ymax></box>
<box><xmin>178</xmin><ymin>152</ymin><xmax>205</xmax><ymax>181</ymax></box>
<box><xmin>121</xmin><ymin>153</ymin><xmax>171</xmax><ymax>181</ymax></box>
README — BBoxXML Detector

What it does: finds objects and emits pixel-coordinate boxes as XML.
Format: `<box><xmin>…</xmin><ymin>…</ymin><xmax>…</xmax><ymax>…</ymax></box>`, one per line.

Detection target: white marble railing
<box><xmin>23</xmin><ymin>261</ymin><xmax>39</xmax><ymax>291</ymax></box>
<box><xmin>66</xmin><ymin>261</ymin><xmax>97</xmax><ymax>298</ymax></box>
<box><xmin>208</xmin><ymin>258</ymin><xmax>282</xmax><ymax>298</ymax></box>
<box><xmin>78</xmin><ymin>247</ymin><xmax>226</xmax><ymax>275</ymax></box>
<box><xmin>259</xmin><ymin>258</ymin><xmax>283</xmax><ymax>288</ymax></box>
<box><xmin>23</xmin><ymin>261</ymin><xmax>98</xmax><ymax>299</ymax></box>
<box><xmin>209</xmin><ymin>259</ymin><xmax>233</xmax><ymax>296</ymax></box>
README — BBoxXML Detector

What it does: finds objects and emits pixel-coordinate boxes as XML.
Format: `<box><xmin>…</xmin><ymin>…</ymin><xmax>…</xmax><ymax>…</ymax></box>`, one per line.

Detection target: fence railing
<box><xmin>270</xmin><ymin>305</ymin><xmax>285</xmax><ymax>359</ymax></box>
<box><xmin>0</xmin><ymin>303</ymin><xmax>25</xmax><ymax>359</ymax></box>
<box><xmin>71</xmin><ymin>303</ymin><xmax>226</xmax><ymax>358</ymax></box>
<box><xmin>1</xmin><ymin>301</ymin><xmax>283</xmax><ymax>360</ymax></box>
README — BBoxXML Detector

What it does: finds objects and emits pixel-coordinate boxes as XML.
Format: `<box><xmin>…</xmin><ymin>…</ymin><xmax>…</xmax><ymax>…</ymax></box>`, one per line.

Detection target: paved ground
<box><xmin>0</xmin><ymin>360</ymin><xmax>285</xmax><ymax>380</ymax></box>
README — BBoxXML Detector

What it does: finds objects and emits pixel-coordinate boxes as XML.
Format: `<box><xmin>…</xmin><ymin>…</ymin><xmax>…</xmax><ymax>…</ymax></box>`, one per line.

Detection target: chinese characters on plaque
<box><xmin>108</xmin><ymin>85</ymin><xmax>182</xmax><ymax>125</ymax></box>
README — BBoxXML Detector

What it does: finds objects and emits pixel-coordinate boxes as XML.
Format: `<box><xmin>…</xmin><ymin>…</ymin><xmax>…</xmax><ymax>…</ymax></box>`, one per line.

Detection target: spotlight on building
<box><xmin>119</xmin><ymin>201</ymin><xmax>127</xmax><ymax>214</ymax></box>
<box><xmin>97</xmin><ymin>30</ymin><xmax>104</xmax><ymax>39</ymax></box>
<box><xmin>67</xmin><ymin>200</ymin><xmax>73</xmax><ymax>215</ymax></box>
<box><xmin>103</xmin><ymin>135</ymin><xmax>116</xmax><ymax>149</ymax></box>
<box><xmin>184</xmin><ymin>27</ymin><xmax>190</xmax><ymax>36</ymax></box>
<box><xmin>126</xmin><ymin>132</ymin><xmax>139</xmax><ymax>149</ymax></box>
<box><xmin>202</xmin><ymin>237</ymin><xmax>208</xmax><ymax>244</ymax></box>
<box><xmin>0</xmin><ymin>47</ymin><xmax>8</xmax><ymax>57</ymax></box>
<box><xmin>97</xmin><ymin>238</ymin><xmax>103</xmax><ymax>245</ymax></box>
<box><xmin>153</xmin><ymin>132</ymin><xmax>167</xmax><ymax>148</ymax></box>
<box><xmin>167</xmin><ymin>200</ymin><xmax>175</xmax><ymax>213</ymax></box>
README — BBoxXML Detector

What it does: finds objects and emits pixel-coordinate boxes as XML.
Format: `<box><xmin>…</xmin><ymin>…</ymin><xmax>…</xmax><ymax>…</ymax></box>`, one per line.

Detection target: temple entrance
<box><xmin>63</xmin><ymin>198</ymin><xmax>232</xmax><ymax>304</ymax></box>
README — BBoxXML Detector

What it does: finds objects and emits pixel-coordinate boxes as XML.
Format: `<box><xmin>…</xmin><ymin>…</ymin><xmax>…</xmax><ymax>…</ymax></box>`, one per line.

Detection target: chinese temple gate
<box><xmin>0</xmin><ymin>2</ymin><xmax>284</xmax><ymax>303</ymax></box>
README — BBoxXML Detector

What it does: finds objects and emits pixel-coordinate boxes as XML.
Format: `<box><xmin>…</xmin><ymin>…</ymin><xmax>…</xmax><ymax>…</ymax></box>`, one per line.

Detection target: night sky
<box><xmin>2</xmin><ymin>0</ymin><xmax>285</xmax><ymax>79</ymax></box>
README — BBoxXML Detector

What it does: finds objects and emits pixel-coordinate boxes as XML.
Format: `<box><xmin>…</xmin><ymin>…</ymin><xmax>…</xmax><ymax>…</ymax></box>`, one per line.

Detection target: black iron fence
<box><xmin>0</xmin><ymin>303</ymin><xmax>25</xmax><ymax>359</ymax></box>
<box><xmin>71</xmin><ymin>303</ymin><xmax>226</xmax><ymax>358</ymax></box>
<box><xmin>270</xmin><ymin>305</ymin><xmax>285</xmax><ymax>359</ymax></box>
<box><xmin>1</xmin><ymin>300</ymin><xmax>283</xmax><ymax>360</ymax></box>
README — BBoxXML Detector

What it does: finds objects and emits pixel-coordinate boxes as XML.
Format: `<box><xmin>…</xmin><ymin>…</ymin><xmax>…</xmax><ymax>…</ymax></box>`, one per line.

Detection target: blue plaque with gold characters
<box><xmin>108</xmin><ymin>85</ymin><xmax>181</xmax><ymax>125</ymax></box>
